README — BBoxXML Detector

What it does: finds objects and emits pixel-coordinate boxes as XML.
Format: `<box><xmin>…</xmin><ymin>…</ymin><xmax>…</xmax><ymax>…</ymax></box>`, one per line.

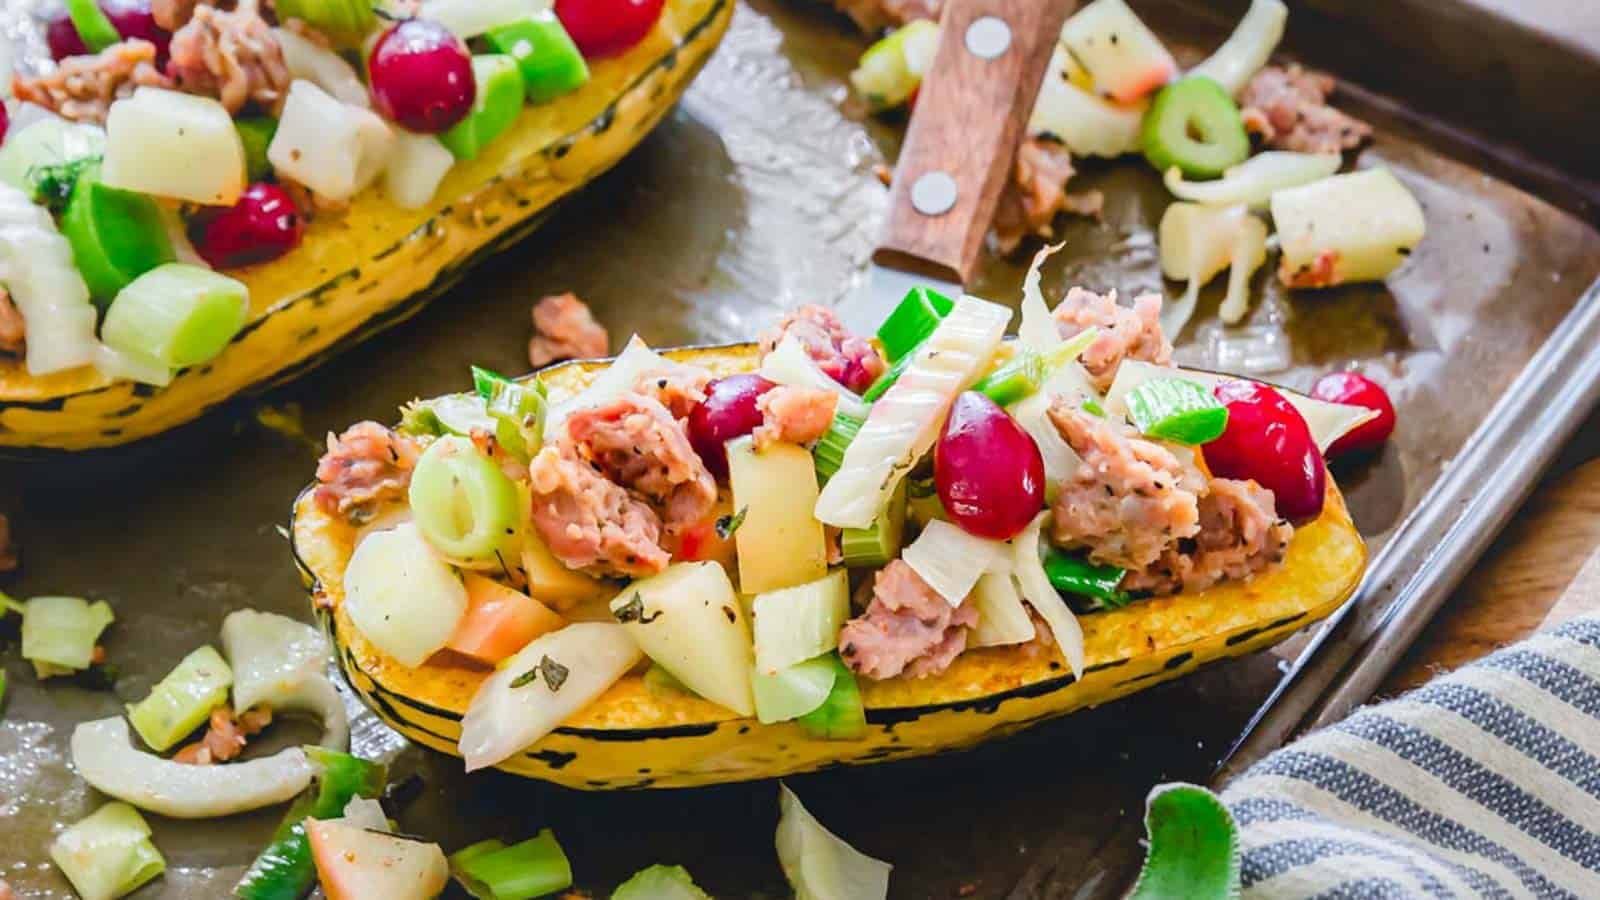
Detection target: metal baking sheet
<box><xmin>4</xmin><ymin>0</ymin><xmax>1600</xmax><ymax>896</ymax></box>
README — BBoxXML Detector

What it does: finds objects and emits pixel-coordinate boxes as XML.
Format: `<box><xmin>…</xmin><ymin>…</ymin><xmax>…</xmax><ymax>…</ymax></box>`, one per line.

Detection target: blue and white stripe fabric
<box><xmin>1221</xmin><ymin>616</ymin><xmax>1600</xmax><ymax>898</ymax></box>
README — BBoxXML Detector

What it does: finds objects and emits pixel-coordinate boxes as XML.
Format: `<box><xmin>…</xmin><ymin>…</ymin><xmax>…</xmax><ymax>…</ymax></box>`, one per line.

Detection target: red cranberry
<box><xmin>192</xmin><ymin>183</ymin><xmax>304</xmax><ymax>269</ymax></box>
<box><xmin>1204</xmin><ymin>380</ymin><xmax>1326</xmax><ymax>523</ymax></box>
<box><xmin>555</xmin><ymin>0</ymin><xmax>666</xmax><ymax>58</ymax></box>
<box><xmin>935</xmin><ymin>392</ymin><xmax>1045</xmax><ymax>540</ymax></box>
<box><xmin>45</xmin><ymin>9</ymin><xmax>90</xmax><ymax>60</ymax></box>
<box><xmin>103</xmin><ymin>0</ymin><xmax>171</xmax><ymax>63</ymax></box>
<box><xmin>1311</xmin><ymin>371</ymin><xmax>1396</xmax><ymax>458</ymax></box>
<box><xmin>367</xmin><ymin>19</ymin><xmax>475</xmax><ymax>134</ymax></box>
<box><xmin>687</xmin><ymin>374</ymin><xmax>776</xmax><ymax>480</ymax></box>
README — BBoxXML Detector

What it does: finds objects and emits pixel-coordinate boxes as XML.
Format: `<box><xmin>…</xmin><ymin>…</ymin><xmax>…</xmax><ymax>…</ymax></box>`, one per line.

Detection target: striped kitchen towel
<box><xmin>1220</xmin><ymin>614</ymin><xmax>1600</xmax><ymax>898</ymax></box>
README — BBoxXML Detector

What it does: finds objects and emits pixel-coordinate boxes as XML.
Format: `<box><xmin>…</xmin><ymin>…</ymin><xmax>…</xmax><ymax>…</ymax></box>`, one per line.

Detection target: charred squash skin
<box><xmin>0</xmin><ymin>0</ymin><xmax>733</xmax><ymax>452</ymax></box>
<box><xmin>291</xmin><ymin>343</ymin><xmax>1368</xmax><ymax>790</ymax></box>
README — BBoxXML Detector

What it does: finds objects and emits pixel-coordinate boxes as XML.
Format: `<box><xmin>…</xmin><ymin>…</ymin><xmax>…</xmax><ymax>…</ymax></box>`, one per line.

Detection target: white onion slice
<box><xmin>1010</xmin><ymin>514</ymin><xmax>1084</xmax><ymax>679</ymax></box>
<box><xmin>221</xmin><ymin>609</ymin><xmax>349</xmax><ymax>750</ymax></box>
<box><xmin>902</xmin><ymin>520</ymin><xmax>1006</xmax><ymax>607</ymax></box>
<box><xmin>1164</xmin><ymin>153</ymin><xmax>1341</xmax><ymax>211</ymax></box>
<box><xmin>1188</xmin><ymin>0</ymin><xmax>1289</xmax><ymax>97</ymax></box>
<box><xmin>777</xmin><ymin>784</ymin><xmax>892</xmax><ymax>900</ymax></box>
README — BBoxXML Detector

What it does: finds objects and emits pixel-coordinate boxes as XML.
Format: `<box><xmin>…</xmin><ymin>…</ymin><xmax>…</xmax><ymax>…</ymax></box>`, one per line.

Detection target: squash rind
<box><xmin>0</xmin><ymin>0</ymin><xmax>733</xmax><ymax>452</ymax></box>
<box><xmin>291</xmin><ymin>342</ymin><xmax>1368</xmax><ymax>790</ymax></box>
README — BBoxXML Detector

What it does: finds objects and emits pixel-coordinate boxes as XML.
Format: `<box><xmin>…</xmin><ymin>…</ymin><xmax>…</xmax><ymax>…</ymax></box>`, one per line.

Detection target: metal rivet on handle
<box><xmin>965</xmin><ymin>16</ymin><xmax>1012</xmax><ymax>59</ymax></box>
<box><xmin>910</xmin><ymin>171</ymin><xmax>958</xmax><ymax>216</ymax></box>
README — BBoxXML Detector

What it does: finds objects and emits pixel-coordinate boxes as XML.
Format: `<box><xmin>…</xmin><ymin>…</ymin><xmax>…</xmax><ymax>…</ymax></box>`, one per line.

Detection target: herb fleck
<box><xmin>612</xmin><ymin>592</ymin><xmax>662</xmax><ymax>624</ymax></box>
<box><xmin>715</xmin><ymin>506</ymin><xmax>749</xmax><ymax>540</ymax></box>
<box><xmin>511</xmin><ymin>654</ymin><xmax>570</xmax><ymax>692</ymax></box>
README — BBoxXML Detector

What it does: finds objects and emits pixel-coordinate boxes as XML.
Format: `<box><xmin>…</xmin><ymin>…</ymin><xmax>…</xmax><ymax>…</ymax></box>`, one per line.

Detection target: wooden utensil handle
<box><xmin>875</xmin><ymin>0</ymin><xmax>1077</xmax><ymax>285</ymax></box>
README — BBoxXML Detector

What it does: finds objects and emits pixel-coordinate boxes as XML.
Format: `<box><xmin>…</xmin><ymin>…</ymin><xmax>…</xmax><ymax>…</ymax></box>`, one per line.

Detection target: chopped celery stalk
<box><xmin>613</xmin><ymin>864</ymin><xmax>711</xmax><ymax>900</ymax></box>
<box><xmin>50</xmin><ymin>802</ymin><xmax>166</xmax><ymax>900</ymax></box>
<box><xmin>840</xmin><ymin>479</ymin><xmax>907</xmax><ymax>568</ymax></box>
<box><xmin>972</xmin><ymin>353</ymin><xmax>1045</xmax><ymax>408</ymax></box>
<box><xmin>643</xmin><ymin>662</ymin><xmax>693</xmax><ymax>697</ymax></box>
<box><xmin>273</xmin><ymin>0</ymin><xmax>376</xmax><ymax>39</ymax></box>
<box><xmin>235</xmin><ymin>748</ymin><xmax>388</xmax><ymax>900</ymax></box>
<box><xmin>752</xmin><ymin>655</ymin><xmax>838</xmax><ymax>724</ymax></box>
<box><xmin>777</xmin><ymin>784</ymin><xmax>892</xmax><ymax>900</ymax></box>
<box><xmin>126</xmin><ymin>644</ymin><xmax>233</xmax><ymax>752</ymax></box>
<box><xmin>473</xmin><ymin>366</ymin><xmax>547</xmax><ymax>461</ymax></box>
<box><xmin>1043</xmin><ymin>549</ymin><xmax>1129</xmax><ymax>610</ymax></box>
<box><xmin>813</xmin><ymin>410</ymin><xmax>863</xmax><ymax>483</ymax></box>
<box><xmin>1125</xmin><ymin>378</ymin><xmax>1228</xmax><ymax>444</ymax></box>
<box><xmin>235</xmin><ymin>117</ymin><xmax>279</xmax><ymax>182</ymax></box>
<box><xmin>66</xmin><ymin>0</ymin><xmax>122</xmax><ymax>51</ymax></box>
<box><xmin>1142</xmin><ymin>77</ymin><xmax>1250</xmax><ymax>180</ymax></box>
<box><xmin>860</xmin><ymin>347</ymin><xmax>916</xmax><ymax>403</ymax></box>
<box><xmin>21</xmin><ymin>595</ymin><xmax>114</xmax><ymax>673</ymax></box>
<box><xmin>796</xmin><ymin>654</ymin><xmax>867</xmax><ymax>740</ymax></box>
<box><xmin>450</xmin><ymin>830</ymin><xmax>572</xmax><ymax>900</ymax></box>
<box><xmin>101</xmin><ymin>263</ymin><xmax>249</xmax><ymax>369</ymax></box>
<box><xmin>61</xmin><ymin>166</ymin><xmax>176</xmax><ymax>305</ymax></box>
<box><xmin>876</xmin><ymin>285</ymin><xmax>954</xmax><ymax>363</ymax></box>
<box><xmin>408</xmin><ymin>435</ymin><xmax>522</xmax><ymax>561</ymax></box>
<box><xmin>483</xmin><ymin>14</ymin><xmax>590</xmax><ymax>104</ymax></box>
<box><xmin>751</xmin><ymin>569</ymin><xmax>850</xmax><ymax>675</ymax></box>
<box><xmin>440</xmin><ymin>55</ymin><xmax>526</xmax><ymax>161</ymax></box>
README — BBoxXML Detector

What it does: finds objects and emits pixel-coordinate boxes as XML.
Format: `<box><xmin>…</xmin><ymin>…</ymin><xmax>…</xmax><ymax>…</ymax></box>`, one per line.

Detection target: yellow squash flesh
<box><xmin>0</xmin><ymin>0</ymin><xmax>732</xmax><ymax>452</ymax></box>
<box><xmin>292</xmin><ymin>343</ymin><xmax>1369</xmax><ymax>790</ymax></box>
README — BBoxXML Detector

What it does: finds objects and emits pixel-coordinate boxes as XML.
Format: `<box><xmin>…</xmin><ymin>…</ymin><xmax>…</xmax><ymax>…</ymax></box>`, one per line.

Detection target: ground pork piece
<box><xmin>172</xmin><ymin>704</ymin><xmax>272</xmax><ymax>765</ymax></box>
<box><xmin>153</xmin><ymin>0</ymin><xmax>206</xmax><ymax>31</ymax></box>
<box><xmin>1052</xmin><ymin>287</ymin><xmax>1173</xmax><ymax>392</ymax></box>
<box><xmin>0</xmin><ymin>288</ymin><xmax>24</xmax><ymax>358</ymax></box>
<box><xmin>759</xmin><ymin>305</ymin><xmax>886</xmax><ymax>395</ymax></box>
<box><xmin>11</xmin><ymin>39</ymin><xmax>173</xmax><ymax>125</ymax></box>
<box><xmin>0</xmin><ymin>513</ymin><xmax>16</xmax><ymax>573</ymax></box>
<box><xmin>992</xmin><ymin>137</ymin><xmax>1105</xmax><ymax>255</ymax></box>
<box><xmin>1122</xmin><ymin>478</ymin><xmax>1294</xmax><ymax>596</ymax></box>
<box><xmin>565</xmin><ymin>393</ymin><xmax>718</xmax><ymax>534</ymax></box>
<box><xmin>313</xmin><ymin>421</ymin><xmax>422</xmax><ymax>524</ymax></box>
<box><xmin>831</xmin><ymin>0</ymin><xmax>940</xmax><ymax>33</ymax></box>
<box><xmin>1239</xmin><ymin>64</ymin><xmax>1372</xmax><ymax>155</ymax></box>
<box><xmin>167</xmin><ymin>1</ymin><xmax>291</xmax><ymax>115</ymax></box>
<box><xmin>528</xmin><ymin>443</ymin><xmax>670</xmax><ymax>577</ymax></box>
<box><xmin>1047</xmin><ymin>401</ymin><xmax>1205</xmax><ymax>570</ymax></box>
<box><xmin>633</xmin><ymin>368</ymin><xmax>712</xmax><ymax>422</ymax></box>
<box><xmin>839</xmin><ymin>559</ymin><xmax>979</xmax><ymax>680</ymax></box>
<box><xmin>529</xmin><ymin>293</ymin><xmax>610</xmax><ymax>369</ymax></box>
<box><xmin>753</xmin><ymin>385</ymin><xmax>837</xmax><ymax>450</ymax></box>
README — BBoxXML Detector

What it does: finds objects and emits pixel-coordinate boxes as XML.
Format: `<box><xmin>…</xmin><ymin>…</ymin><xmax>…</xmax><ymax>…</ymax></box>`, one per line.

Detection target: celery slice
<box><xmin>1142</xmin><ymin>77</ymin><xmax>1250</xmax><ymax>180</ymax></box>
<box><xmin>273</xmin><ymin>0</ymin><xmax>376</xmax><ymax>39</ymax></box>
<box><xmin>66</xmin><ymin>0</ymin><xmax>121</xmax><ymax>52</ymax></box>
<box><xmin>875</xmin><ymin>285</ymin><xmax>953</xmax><ymax>363</ymax></box>
<box><xmin>101</xmin><ymin>263</ymin><xmax>249</xmax><ymax>369</ymax></box>
<box><xmin>752</xmin><ymin>655</ymin><xmax>837</xmax><ymax>724</ymax></box>
<box><xmin>51</xmin><ymin>802</ymin><xmax>166</xmax><ymax>900</ymax></box>
<box><xmin>796</xmin><ymin>655</ymin><xmax>866</xmax><ymax>740</ymax></box>
<box><xmin>408</xmin><ymin>435</ymin><xmax>522</xmax><ymax>561</ymax></box>
<box><xmin>473</xmin><ymin>366</ymin><xmax>546</xmax><ymax>461</ymax></box>
<box><xmin>21</xmin><ymin>595</ymin><xmax>114</xmax><ymax>674</ymax></box>
<box><xmin>812</xmin><ymin>410</ymin><xmax>863</xmax><ymax>484</ymax></box>
<box><xmin>126</xmin><ymin>644</ymin><xmax>233</xmax><ymax>752</ymax></box>
<box><xmin>449</xmin><ymin>830</ymin><xmax>572</xmax><ymax>900</ymax></box>
<box><xmin>839</xmin><ymin>480</ymin><xmax>907</xmax><ymax>568</ymax></box>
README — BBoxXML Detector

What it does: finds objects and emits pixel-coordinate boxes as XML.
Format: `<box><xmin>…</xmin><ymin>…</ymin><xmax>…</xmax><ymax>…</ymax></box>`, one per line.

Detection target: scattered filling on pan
<box><xmin>0</xmin><ymin>0</ymin><xmax>654</xmax><ymax>388</ymax></box>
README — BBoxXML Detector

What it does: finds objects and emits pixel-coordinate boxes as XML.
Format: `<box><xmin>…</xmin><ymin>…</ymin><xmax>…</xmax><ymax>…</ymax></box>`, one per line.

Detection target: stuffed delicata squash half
<box><xmin>0</xmin><ymin>0</ymin><xmax>732</xmax><ymax>452</ymax></box>
<box><xmin>292</xmin><ymin>274</ymin><xmax>1373</xmax><ymax>789</ymax></box>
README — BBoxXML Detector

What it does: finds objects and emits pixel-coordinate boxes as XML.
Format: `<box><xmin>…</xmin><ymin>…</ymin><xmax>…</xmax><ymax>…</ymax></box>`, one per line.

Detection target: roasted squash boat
<box><xmin>291</xmin><ymin>274</ymin><xmax>1373</xmax><ymax>790</ymax></box>
<box><xmin>0</xmin><ymin>0</ymin><xmax>731</xmax><ymax>452</ymax></box>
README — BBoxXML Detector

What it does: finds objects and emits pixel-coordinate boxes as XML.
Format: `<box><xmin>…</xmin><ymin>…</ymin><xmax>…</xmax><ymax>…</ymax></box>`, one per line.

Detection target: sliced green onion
<box><xmin>473</xmin><ymin>366</ymin><xmax>547</xmax><ymax>462</ymax></box>
<box><xmin>235</xmin><ymin>747</ymin><xmax>388</xmax><ymax>900</ymax></box>
<box><xmin>1043</xmin><ymin>549</ymin><xmax>1130</xmax><ymax>611</ymax></box>
<box><xmin>613</xmin><ymin>864</ymin><xmax>710</xmax><ymax>900</ymax></box>
<box><xmin>408</xmin><ymin>435</ymin><xmax>522</xmax><ymax>561</ymax></box>
<box><xmin>235</xmin><ymin>117</ymin><xmax>279</xmax><ymax>183</ymax></box>
<box><xmin>752</xmin><ymin>655</ymin><xmax>838</xmax><ymax>724</ymax></box>
<box><xmin>101</xmin><ymin>263</ymin><xmax>249</xmax><ymax>370</ymax></box>
<box><xmin>50</xmin><ymin>801</ymin><xmax>166</xmax><ymax>900</ymax></box>
<box><xmin>1142</xmin><ymin>77</ymin><xmax>1250</xmax><ymax>180</ymax></box>
<box><xmin>1125</xmin><ymin>378</ymin><xmax>1228</xmax><ymax>444</ymax></box>
<box><xmin>876</xmin><ymin>285</ymin><xmax>954</xmax><ymax>363</ymax></box>
<box><xmin>797</xmin><ymin>654</ymin><xmax>866</xmax><ymax>740</ymax></box>
<box><xmin>21</xmin><ymin>595</ymin><xmax>114</xmax><ymax>675</ymax></box>
<box><xmin>449</xmin><ymin>830</ymin><xmax>572</xmax><ymax>900</ymax></box>
<box><xmin>125</xmin><ymin>644</ymin><xmax>232</xmax><ymax>753</ymax></box>
<box><xmin>272</xmin><ymin>0</ymin><xmax>376</xmax><ymax>40</ymax></box>
<box><xmin>66</xmin><ymin>0</ymin><xmax>121</xmax><ymax>52</ymax></box>
<box><xmin>840</xmin><ymin>479</ymin><xmax>907</xmax><ymax>568</ymax></box>
<box><xmin>813</xmin><ymin>410</ymin><xmax>863</xmax><ymax>484</ymax></box>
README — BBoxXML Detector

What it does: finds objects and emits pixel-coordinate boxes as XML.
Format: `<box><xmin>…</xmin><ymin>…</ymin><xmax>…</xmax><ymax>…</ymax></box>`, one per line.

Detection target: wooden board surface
<box><xmin>1380</xmin><ymin>458</ymin><xmax>1600</xmax><ymax>695</ymax></box>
